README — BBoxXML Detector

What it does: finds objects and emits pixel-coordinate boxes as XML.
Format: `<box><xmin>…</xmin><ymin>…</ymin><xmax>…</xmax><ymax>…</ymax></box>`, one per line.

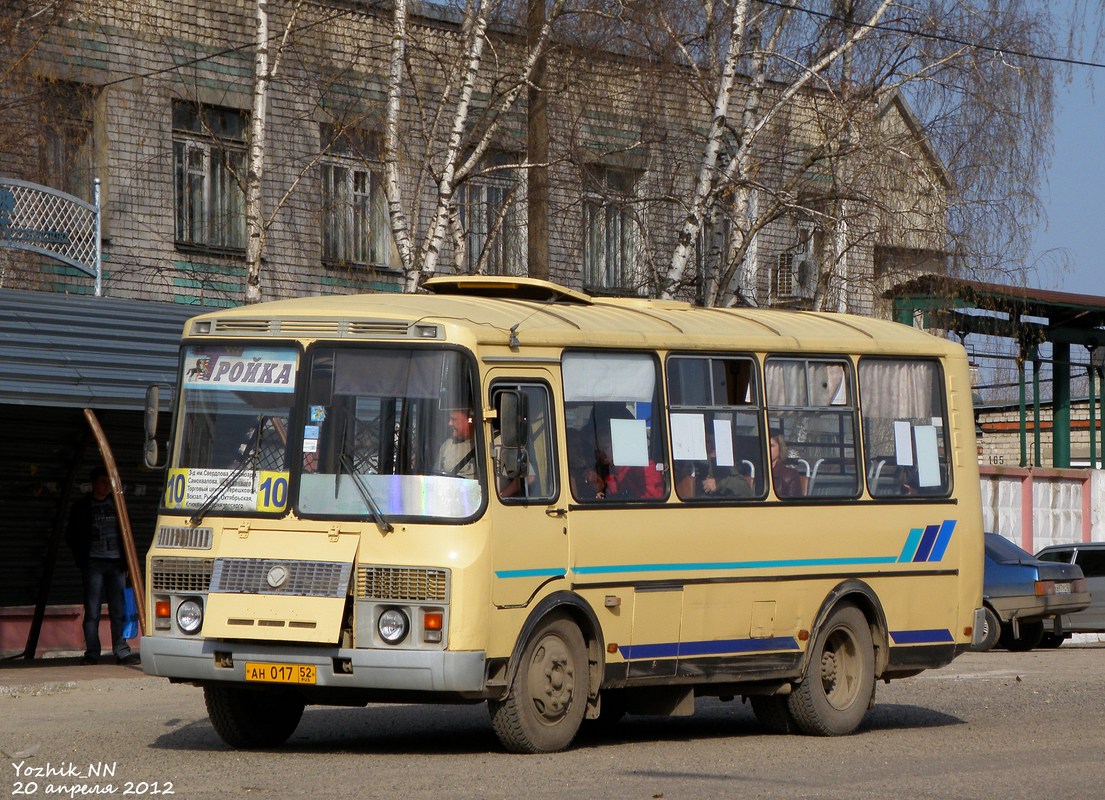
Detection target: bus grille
<box><xmin>155</xmin><ymin>526</ymin><xmax>213</xmax><ymax>550</ymax></box>
<box><xmin>151</xmin><ymin>557</ymin><xmax>214</xmax><ymax>593</ymax></box>
<box><xmin>357</xmin><ymin>566</ymin><xmax>449</xmax><ymax>602</ymax></box>
<box><xmin>210</xmin><ymin>558</ymin><xmax>352</xmax><ymax>598</ymax></box>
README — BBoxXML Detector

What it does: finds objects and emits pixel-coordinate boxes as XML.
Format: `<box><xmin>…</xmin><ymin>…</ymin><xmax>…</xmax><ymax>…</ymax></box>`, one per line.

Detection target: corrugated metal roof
<box><xmin>0</xmin><ymin>289</ymin><xmax>200</xmax><ymax>410</ymax></box>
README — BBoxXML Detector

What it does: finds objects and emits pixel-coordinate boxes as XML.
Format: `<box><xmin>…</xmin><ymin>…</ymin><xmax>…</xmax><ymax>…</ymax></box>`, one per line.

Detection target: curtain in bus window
<box><xmin>563</xmin><ymin>352</ymin><xmax>655</xmax><ymax>402</ymax></box>
<box><xmin>765</xmin><ymin>360</ymin><xmax>807</xmax><ymax>407</ymax></box>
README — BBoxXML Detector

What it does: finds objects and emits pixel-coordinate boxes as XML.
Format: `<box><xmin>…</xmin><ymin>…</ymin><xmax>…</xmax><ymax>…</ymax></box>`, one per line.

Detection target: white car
<box><xmin>1035</xmin><ymin>542</ymin><xmax>1105</xmax><ymax>646</ymax></box>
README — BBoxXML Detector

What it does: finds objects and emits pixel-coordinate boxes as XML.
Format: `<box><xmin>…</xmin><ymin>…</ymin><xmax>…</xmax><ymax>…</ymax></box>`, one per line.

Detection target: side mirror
<box><xmin>143</xmin><ymin>384</ymin><xmax>169</xmax><ymax>469</ymax></box>
<box><xmin>498</xmin><ymin>390</ymin><xmax>528</xmax><ymax>449</ymax></box>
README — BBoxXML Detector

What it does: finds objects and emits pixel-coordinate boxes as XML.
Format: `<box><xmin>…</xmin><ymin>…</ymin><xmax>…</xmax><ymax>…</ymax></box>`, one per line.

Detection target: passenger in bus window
<box><xmin>702</xmin><ymin>461</ymin><xmax>754</xmax><ymax>498</ymax></box>
<box><xmin>594</xmin><ymin>431</ymin><xmax>664</xmax><ymax>500</ymax></box>
<box><xmin>436</xmin><ymin>408</ymin><xmax>476</xmax><ymax>478</ymax></box>
<box><xmin>770</xmin><ymin>433</ymin><xmax>806</xmax><ymax>498</ymax></box>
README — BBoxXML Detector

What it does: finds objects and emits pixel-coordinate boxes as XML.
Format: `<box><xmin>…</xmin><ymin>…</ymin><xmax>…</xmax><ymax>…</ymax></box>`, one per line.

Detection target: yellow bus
<box><xmin>140</xmin><ymin>276</ymin><xmax>984</xmax><ymax>753</ymax></box>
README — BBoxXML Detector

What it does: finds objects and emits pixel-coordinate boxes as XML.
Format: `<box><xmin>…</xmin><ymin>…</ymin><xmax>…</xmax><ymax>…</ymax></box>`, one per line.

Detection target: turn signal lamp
<box><xmin>155</xmin><ymin>599</ymin><xmax>172</xmax><ymax>630</ymax></box>
<box><xmin>423</xmin><ymin>611</ymin><xmax>443</xmax><ymax>643</ymax></box>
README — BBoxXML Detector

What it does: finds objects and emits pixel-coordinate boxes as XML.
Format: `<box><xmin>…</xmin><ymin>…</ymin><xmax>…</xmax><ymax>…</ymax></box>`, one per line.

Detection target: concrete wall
<box><xmin>979</xmin><ymin>465</ymin><xmax>1105</xmax><ymax>552</ymax></box>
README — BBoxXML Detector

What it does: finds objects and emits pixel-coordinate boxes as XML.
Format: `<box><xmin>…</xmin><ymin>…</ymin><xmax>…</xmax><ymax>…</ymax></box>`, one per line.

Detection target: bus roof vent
<box><xmin>212</xmin><ymin>319</ymin><xmax>275</xmax><ymax>335</ymax></box>
<box><xmin>278</xmin><ymin>319</ymin><xmax>341</xmax><ymax>335</ymax></box>
<box><xmin>347</xmin><ymin>320</ymin><xmax>415</xmax><ymax>337</ymax></box>
<box><xmin>423</xmin><ymin>275</ymin><xmax>593</xmax><ymax>305</ymax></box>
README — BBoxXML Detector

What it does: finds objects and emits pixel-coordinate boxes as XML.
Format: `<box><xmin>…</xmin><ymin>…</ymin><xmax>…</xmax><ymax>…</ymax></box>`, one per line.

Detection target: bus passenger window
<box><xmin>765</xmin><ymin>357</ymin><xmax>859</xmax><ymax>500</ymax></box>
<box><xmin>563</xmin><ymin>352</ymin><xmax>668</xmax><ymax>503</ymax></box>
<box><xmin>859</xmin><ymin>358</ymin><xmax>950</xmax><ymax>498</ymax></box>
<box><xmin>667</xmin><ymin>355</ymin><xmax>764</xmax><ymax>501</ymax></box>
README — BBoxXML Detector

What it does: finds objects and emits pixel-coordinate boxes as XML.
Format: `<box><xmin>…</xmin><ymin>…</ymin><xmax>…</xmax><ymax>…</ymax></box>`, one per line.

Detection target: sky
<box><xmin>1027</xmin><ymin>5</ymin><xmax>1103</xmax><ymax>297</ymax></box>
<box><xmin>1029</xmin><ymin>77</ymin><xmax>1103</xmax><ymax>296</ymax></box>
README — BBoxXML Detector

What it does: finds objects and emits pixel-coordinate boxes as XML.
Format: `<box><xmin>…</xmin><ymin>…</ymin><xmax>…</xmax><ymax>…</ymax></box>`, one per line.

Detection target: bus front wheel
<box><xmin>204</xmin><ymin>685</ymin><xmax>304</xmax><ymax>749</ymax></box>
<box><xmin>788</xmin><ymin>604</ymin><xmax>874</xmax><ymax>736</ymax></box>
<box><xmin>489</xmin><ymin>615</ymin><xmax>589</xmax><ymax>753</ymax></box>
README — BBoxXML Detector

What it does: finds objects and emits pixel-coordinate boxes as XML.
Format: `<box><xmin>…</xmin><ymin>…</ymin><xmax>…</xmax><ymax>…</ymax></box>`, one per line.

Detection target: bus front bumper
<box><xmin>140</xmin><ymin>635</ymin><xmax>487</xmax><ymax>694</ymax></box>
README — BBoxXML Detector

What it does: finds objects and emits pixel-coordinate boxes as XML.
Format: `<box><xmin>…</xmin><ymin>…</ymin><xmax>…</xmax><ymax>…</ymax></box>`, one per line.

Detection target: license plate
<box><xmin>1055</xmin><ymin>582</ymin><xmax>1071</xmax><ymax>595</ymax></box>
<box><xmin>244</xmin><ymin>662</ymin><xmax>317</xmax><ymax>685</ymax></box>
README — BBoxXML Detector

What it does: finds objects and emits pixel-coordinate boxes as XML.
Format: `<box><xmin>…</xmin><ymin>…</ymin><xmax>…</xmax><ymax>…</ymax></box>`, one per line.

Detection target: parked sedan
<box><xmin>975</xmin><ymin>532</ymin><xmax>1090</xmax><ymax>651</ymax></box>
<box><xmin>1035</xmin><ymin>541</ymin><xmax>1105</xmax><ymax>646</ymax></box>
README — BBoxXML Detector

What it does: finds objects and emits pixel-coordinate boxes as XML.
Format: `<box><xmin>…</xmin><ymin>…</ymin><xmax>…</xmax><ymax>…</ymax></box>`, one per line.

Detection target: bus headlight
<box><xmin>176</xmin><ymin>598</ymin><xmax>203</xmax><ymax>634</ymax></box>
<box><xmin>378</xmin><ymin>608</ymin><xmax>409</xmax><ymax>644</ymax></box>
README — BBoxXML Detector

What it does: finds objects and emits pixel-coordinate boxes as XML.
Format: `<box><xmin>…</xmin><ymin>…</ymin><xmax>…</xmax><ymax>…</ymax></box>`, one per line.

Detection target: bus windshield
<box><xmin>168</xmin><ymin>345</ymin><xmax>299</xmax><ymax>517</ymax></box>
<box><xmin>296</xmin><ymin>346</ymin><xmax>482</xmax><ymax>521</ymax></box>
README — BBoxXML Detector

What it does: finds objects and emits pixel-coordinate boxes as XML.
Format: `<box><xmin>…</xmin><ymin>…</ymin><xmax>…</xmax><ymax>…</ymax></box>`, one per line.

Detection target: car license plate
<box><xmin>1055</xmin><ymin>582</ymin><xmax>1071</xmax><ymax>595</ymax></box>
<box><xmin>244</xmin><ymin>662</ymin><xmax>317</xmax><ymax>685</ymax></box>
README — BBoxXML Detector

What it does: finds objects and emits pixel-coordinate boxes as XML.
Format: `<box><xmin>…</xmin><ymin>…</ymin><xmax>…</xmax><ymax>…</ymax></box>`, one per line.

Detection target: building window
<box><xmin>172</xmin><ymin>101</ymin><xmax>247</xmax><ymax>251</ymax></box>
<box><xmin>38</xmin><ymin>82</ymin><xmax>96</xmax><ymax>201</ymax></box>
<box><xmin>457</xmin><ymin>152</ymin><xmax>523</xmax><ymax>275</ymax></box>
<box><xmin>319</xmin><ymin>125</ymin><xmax>395</xmax><ymax>269</ymax></box>
<box><xmin>582</xmin><ymin>166</ymin><xmax>640</xmax><ymax>293</ymax></box>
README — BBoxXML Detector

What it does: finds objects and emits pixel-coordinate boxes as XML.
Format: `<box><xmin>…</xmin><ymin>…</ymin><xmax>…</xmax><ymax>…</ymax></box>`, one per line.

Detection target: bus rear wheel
<box><xmin>204</xmin><ymin>685</ymin><xmax>304</xmax><ymax>749</ymax></box>
<box><xmin>788</xmin><ymin>604</ymin><xmax>874</xmax><ymax>736</ymax></box>
<box><xmin>489</xmin><ymin>615</ymin><xmax>589</xmax><ymax>753</ymax></box>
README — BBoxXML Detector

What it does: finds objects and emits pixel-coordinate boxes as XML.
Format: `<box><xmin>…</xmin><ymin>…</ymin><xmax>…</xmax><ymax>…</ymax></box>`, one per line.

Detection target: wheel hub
<box><xmin>528</xmin><ymin>638</ymin><xmax>575</xmax><ymax>723</ymax></box>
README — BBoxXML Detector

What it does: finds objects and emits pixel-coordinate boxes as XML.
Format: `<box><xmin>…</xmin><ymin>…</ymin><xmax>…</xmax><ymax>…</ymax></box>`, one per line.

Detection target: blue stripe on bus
<box><xmin>493</xmin><ymin>568</ymin><xmax>568</xmax><ymax>579</ymax></box>
<box><xmin>928</xmin><ymin>519</ymin><xmax>957</xmax><ymax>562</ymax></box>
<box><xmin>572</xmin><ymin>556</ymin><xmax>898</xmax><ymax>576</ymax></box>
<box><xmin>619</xmin><ymin>636</ymin><xmax>800</xmax><ymax>660</ymax></box>
<box><xmin>495</xmin><ymin>519</ymin><xmax>958</xmax><ymax>579</ymax></box>
<box><xmin>912</xmin><ymin>524</ymin><xmax>940</xmax><ymax>562</ymax></box>
<box><xmin>898</xmin><ymin>527</ymin><xmax>924</xmax><ymax>562</ymax></box>
<box><xmin>889</xmin><ymin>629</ymin><xmax>954</xmax><ymax>644</ymax></box>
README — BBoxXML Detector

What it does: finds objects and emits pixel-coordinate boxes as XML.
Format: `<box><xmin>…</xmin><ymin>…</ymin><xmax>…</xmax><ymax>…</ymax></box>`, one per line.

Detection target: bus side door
<box><xmin>487</xmin><ymin>373</ymin><xmax>568</xmax><ymax>608</ymax></box>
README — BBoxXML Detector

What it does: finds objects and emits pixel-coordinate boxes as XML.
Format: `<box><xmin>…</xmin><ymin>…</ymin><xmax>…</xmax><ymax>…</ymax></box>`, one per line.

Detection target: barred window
<box><xmin>582</xmin><ymin>166</ymin><xmax>640</xmax><ymax>293</ymax></box>
<box><xmin>172</xmin><ymin>101</ymin><xmax>247</xmax><ymax>251</ymax></box>
<box><xmin>319</xmin><ymin>125</ymin><xmax>395</xmax><ymax>269</ymax></box>
<box><xmin>457</xmin><ymin>152</ymin><xmax>523</xmax><ymax>275</ymax></box>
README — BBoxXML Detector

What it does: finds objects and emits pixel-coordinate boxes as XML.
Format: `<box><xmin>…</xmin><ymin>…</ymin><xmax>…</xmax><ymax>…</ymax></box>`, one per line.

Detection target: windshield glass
<box><xmin>164</xmin><ymin>345</ymin><xmax>298</xmax><ymax>515</ymax></box>
<box><xmin>296</xmin><ymin>346</ymin><xmax>482</xmax><ymax>520</ymax></box>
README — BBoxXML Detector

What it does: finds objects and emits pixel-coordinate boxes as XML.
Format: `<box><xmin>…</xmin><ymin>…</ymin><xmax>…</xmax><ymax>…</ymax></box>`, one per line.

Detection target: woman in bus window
<box><xmin>770</xmin><ymin>432</ymin><xmax>805</xmax><ymax>498</ymax></box>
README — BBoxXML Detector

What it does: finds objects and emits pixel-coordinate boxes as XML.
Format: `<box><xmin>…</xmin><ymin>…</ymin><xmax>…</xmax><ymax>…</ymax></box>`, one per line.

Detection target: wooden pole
<box><xmin>82</xmin><ymin>408</ymin><xmax>147</xmax><ymax>632</ymax></box>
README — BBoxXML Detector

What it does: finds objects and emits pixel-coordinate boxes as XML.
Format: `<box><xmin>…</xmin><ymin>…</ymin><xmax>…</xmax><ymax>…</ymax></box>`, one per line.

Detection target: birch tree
<box><xmin>604</xmin><ymin>0</ymin><xmax>1061</xmax><ymax>309</ymax></box>
<box><xmin>244</xmin><ymin>0</ymin><xmax>305</xmax><ymax>304</ymax></box>
<box><xmin>383</xmin><ymin>0</ymin><xmax>568</xmax><ymax>291</ymax></box>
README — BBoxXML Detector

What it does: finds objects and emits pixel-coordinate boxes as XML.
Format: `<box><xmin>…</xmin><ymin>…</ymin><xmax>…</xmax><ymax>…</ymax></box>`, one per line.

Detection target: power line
<box><xmin>759</xmin><ymin>0</ymin><xmax>1105</xmax><ymax>71</ymax></box>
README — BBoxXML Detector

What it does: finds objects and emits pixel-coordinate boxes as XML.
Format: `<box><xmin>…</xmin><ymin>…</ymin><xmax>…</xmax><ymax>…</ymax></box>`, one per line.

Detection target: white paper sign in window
<box><xmin>671</xmin><ymin>413</ymin><xmax>707</xmax><ymax>461</ymax></box>
<box><xmin>610</xmin><ymin>418</ymin><xmax>650</xmax><ymax>466</ymax></box>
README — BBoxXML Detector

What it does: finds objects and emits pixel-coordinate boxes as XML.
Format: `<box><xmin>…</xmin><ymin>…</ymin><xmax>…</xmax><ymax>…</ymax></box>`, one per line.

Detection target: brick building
<box><xmin>1</xmin><ymin>1</ymin><xmax>947</xmax><ymax>312</ymax></box>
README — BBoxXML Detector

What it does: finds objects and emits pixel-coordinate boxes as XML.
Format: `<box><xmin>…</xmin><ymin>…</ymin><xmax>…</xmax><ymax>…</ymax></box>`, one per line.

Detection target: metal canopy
<box><xmin>0</xmin><ymin>289</ymin><xmax>200</xmax><ymax>411</ymax></box>
<box><xmin>888</xmin><ymin>275</ymin><xmax>1105</xmax><ymax>468</ymax></box>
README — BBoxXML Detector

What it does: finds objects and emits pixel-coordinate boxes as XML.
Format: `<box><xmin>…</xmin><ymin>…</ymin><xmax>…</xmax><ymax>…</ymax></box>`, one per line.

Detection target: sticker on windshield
<box><xmin>164</xmin><ymin>468</ymin><xmax>289</xmax><ymax>513</ymax></box>
<box><xmin>183</xmin><ymin>347</ymin><xmax>297</xmax><ymax>393</ymax></box>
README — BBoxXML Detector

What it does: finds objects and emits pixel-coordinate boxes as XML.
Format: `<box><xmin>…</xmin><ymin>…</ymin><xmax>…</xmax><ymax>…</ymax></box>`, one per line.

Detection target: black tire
<box><xmin>204</xmin><ymin>685</ymin><xmax>304</xmax><ymax>749</ymax></box>
<box><xmin>750</xmin><ymin>695</ymin><xmax>797</xmax><ymax>734</ymax></box>
<box><xmin>489</xmin><ymin>615</ymin><xmax>589</xmax><ymax>753</ymax></box>
<box><xmin>1039</xmin><ymin>632</ymin><xmax>1065</xmax><ymax>649</ymax></box>
<box><xmin>787</xmin><ymin>604</ymin><xmax>875</xmax><ymax>736</ymax></box>
<box><xmin>972</xmin><ymin>606</ymin><xmax>1002</xmax><ymax>652</ymax></box>
<box><xmin>1006</xmin><ymin>620</ymin><xmax>1045</xmax><ymax>652</ymax></box>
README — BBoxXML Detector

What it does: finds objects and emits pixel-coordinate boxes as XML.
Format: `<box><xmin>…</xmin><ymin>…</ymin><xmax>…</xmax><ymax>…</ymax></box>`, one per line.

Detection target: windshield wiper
<box><xmin>189</xmin><ymin>417</ymin><xmax>264</xmax><ymax>526</ymax></box>
<box><xmin>337</xmin><ymin>452</ymin><xmax>393</xmax><ymax>535</ymax></box>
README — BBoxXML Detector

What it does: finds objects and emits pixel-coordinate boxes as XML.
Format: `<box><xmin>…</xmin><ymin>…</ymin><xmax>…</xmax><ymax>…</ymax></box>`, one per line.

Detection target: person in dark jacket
<box><xmin>66</xmin><ymin>466</ymin><xmax>138</xmax><ymax>665</ymax></box>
